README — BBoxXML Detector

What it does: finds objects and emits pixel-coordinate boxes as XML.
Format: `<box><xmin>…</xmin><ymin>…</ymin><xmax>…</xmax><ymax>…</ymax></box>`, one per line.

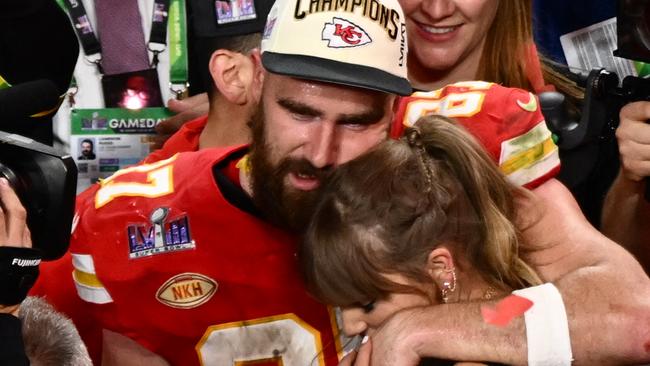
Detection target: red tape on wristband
<box><xmin>481</xmin><ymin>294</ymin><xmax>533</xmax><ymax>327</ymax></box>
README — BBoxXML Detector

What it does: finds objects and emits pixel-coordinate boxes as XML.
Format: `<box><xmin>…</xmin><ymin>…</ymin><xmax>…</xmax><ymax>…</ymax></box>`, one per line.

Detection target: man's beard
<box><xmin>247</xmin><ymin>105</ymin><xmax>331</xmax><ymax>233</ymax></box>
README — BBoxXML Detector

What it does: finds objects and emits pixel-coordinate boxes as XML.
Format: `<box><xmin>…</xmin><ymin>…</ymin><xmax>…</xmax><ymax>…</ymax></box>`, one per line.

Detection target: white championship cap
<box><xmin>260</xmin><ymin>0</ymin><xmax>411</xmax><ymax>95</ymax></box>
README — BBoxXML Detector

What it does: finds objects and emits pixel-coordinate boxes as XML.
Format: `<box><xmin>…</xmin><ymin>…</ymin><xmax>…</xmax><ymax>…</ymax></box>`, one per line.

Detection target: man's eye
<box><xmin>292</xmin><ymin>113</ymin><xmax>315</xmax><ymax>121</ymax></box>
<box><xmin>343</xmin><ymin>123</ymin><xmax>366</xmax><ymax>131</ymax></box>
<box><xmin>361</xmin><ymin>301</ymin><xmax>376</xmax><ymax>314</ymax></box>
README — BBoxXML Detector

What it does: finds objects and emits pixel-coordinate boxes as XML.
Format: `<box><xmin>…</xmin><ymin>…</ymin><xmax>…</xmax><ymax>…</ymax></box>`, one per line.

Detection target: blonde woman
<box><xmin>301</xmin><ymin>115</ymin><xmax>541</xmax><ymax>365</ymax></box>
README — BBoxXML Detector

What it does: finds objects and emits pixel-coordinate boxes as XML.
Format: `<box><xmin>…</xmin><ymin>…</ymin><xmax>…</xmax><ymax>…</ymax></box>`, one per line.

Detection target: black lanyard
<box><xmin>61</xmin><ymin>0</ymin><xmax>171</xmax><ymax>73</ymax></box>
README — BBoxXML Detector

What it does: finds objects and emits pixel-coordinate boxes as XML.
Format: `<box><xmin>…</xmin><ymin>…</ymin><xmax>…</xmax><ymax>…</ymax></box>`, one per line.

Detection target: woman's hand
<box><xmin>339</xmin><ymin>336</ymin><xmax>372</xmax><ymax>366</ymax></box>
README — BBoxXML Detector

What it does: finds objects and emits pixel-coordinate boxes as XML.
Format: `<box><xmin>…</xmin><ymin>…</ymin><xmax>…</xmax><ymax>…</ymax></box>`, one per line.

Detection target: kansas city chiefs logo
<box><xmin>322</xmin><ymin>17</ymin><xmax>372</xmax><ymax>48</ymax></box>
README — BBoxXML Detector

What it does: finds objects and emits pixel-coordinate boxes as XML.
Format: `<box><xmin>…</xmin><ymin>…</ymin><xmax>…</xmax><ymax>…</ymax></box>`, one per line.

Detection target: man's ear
<box><xmin>209</xmin><ymin>49</ymin><xmax>256</xmax><ymax>105</ymax></box>
<box><xmin>248</xmin><ymin>48</ymin><xmax>264</xmax><ymax>103</ymax></box>
<box><xmin>424</xmin><ymin>247</ymin><xmax>455</xmax><ymax>292</ymax></box>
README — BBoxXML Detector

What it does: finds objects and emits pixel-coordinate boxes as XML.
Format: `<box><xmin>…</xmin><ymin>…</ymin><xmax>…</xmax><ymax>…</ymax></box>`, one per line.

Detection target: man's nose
<box><xmin>306</xmin><ymin>120</ymin><xmax>338</xmax><ymax>169</ymax></box>
<box><xmin>420</xmin><ymin>0</ymin><xmax>456</xmax><ymax>20</ymax></box>
<box><xmin>341</xmin><ymin>308</ymin><xmax>368</xmax><ymax>337</ymax></box>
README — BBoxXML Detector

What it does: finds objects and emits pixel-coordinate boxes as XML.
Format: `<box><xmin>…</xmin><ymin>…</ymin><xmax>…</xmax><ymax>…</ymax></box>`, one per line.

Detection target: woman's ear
<box><xmin>209</xmin><ymin>49</ymin><xmax>257</xmax><ymax>105</ymax></box>
<box><xmin>425</xmin><ymin>247</ymin><xmax>455</xmax><ymax>293</ymax></box>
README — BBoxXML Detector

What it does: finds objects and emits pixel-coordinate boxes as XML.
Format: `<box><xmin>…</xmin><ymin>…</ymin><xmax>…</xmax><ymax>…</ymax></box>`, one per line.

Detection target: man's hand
<box><xmin>152</xmin><ymin>94</ymin><xmax>210</xmax><ymax>149</ymax></box>
<box><xmin>361</xmin><ymin>309</ymin><xmax>437</xmax><ymax>366</ymax></box>
<box><xmin>602</xmin><ymin>101</ymin><xmax>650</xmax><ymax>273</ymax></box>
<box><xmin>616</xmin><ymin>101</ymin><xmax>650</xmax><ymax>181</ymax></box>
<box><xmin>0</xmin><ymin>178</ymin><xmax>30</xmax><ymax>249</ymax></box>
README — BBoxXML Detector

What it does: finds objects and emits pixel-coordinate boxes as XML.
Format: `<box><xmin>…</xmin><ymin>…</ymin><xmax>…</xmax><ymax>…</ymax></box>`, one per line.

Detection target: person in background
<box><xmin>155</xmin><ymin>0</ymin><xmax>581</xmax><ymax>139</ymax></box>
<box><xmin>0</xmin><ymin>178</ymin><xmax>34</xmax><ymax>366</ymax></box>
<box><xmin>19</xmin><ymin>297</ymin><xmax>91</xmax><ymax>366</ymax></box>
<box><xmin>0</xmin><ymin>179</ymin><xmax>89</xmax><ymax>366</ymax></box>
<box><xmin>144</xmin><ymin>0</ymin><xmax>271</xmax><ymax>160</ymax></box>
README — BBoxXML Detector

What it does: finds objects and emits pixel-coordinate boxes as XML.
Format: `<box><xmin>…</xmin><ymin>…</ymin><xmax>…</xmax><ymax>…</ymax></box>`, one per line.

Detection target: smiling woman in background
<box><xmin>402</xmin><ymin>0</ymin><xmax>575</xmax><ymax>95</ymax></box>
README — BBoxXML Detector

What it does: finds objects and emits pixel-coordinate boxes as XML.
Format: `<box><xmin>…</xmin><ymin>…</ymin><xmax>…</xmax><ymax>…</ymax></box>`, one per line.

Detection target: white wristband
<box><xmin>512</xmin><ymin>283</ymin><xmax>573</xmax><ymax>366</ymax></box>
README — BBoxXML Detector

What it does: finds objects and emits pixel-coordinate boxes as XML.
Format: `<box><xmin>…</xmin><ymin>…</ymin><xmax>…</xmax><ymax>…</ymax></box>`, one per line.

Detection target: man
<box><xmin>77</xmin><ymin>139</ymin><xmax>96</xmax><ymax>160</ymax></box>
<box><xmin>32</xmin><ymin>0</ymin><xmax>410</xmax><ymax>364</ymax></box>
<box><xmin>602</xmin><ymin>100</ymin><xmax>650</xmax><ymax>274</ymax></box>
<box><xmin>19</xmin><ymin>297</ymin><xmax>92</xmax><ymax>366</ymax></box>
<box><xmin>37</xmin><ymin>1</ymin><xmax>650</xmax><ymax>366</ymax></box>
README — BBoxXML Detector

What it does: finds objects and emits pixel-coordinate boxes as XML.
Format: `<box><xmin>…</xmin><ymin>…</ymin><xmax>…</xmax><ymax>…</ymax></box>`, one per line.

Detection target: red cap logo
<box><xmin>322</xmin><ymin>17</ymin><xmax>372</xmax><ymax>48</ymax></box>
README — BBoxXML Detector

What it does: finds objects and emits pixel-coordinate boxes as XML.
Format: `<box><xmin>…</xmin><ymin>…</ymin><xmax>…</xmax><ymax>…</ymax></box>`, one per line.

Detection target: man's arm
<box><xmin>366</xmin><ymin>179</ymin><xmax>650</xmax><ymax>366</ymax></box>
<box><xmin>602</xmin><ymin>101</ymin><xmax>650</xmax><ymax>273</ymax></box>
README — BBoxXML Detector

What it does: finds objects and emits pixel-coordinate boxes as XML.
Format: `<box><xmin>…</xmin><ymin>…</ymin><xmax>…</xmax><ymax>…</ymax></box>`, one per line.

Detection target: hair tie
<box><xmin>405</xmin><ymin>128</ymin><xmax>423</xmax><ymax>148</ymax></box>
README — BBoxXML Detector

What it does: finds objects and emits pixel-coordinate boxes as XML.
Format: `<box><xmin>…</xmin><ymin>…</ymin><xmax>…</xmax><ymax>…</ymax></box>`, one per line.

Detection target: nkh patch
<box><xmin>156</xmin><ymin>273</ymin><xmax>217</xmax><ymax>309</ymax></box>
<box><xmin>126</xmin><ymin>207</ymin><xmax>196</xmax><ymax>259</ymax></box>
<box><xmin>322</xmin><ymin>17</ymin><xmax>372</xmax><ymax>48</ymax></box>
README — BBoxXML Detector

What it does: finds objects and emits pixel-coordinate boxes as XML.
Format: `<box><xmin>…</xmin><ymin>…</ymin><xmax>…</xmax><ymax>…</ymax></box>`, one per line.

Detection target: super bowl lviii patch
<box><xmin>127</xmin><ymin>207</ymin><xmax>196</xmax><ymax>259</ymax></box>
<box><xmin>156</xmin><ymin>273</ymin><xmax>217</xmax><ymax>309</ymax></box>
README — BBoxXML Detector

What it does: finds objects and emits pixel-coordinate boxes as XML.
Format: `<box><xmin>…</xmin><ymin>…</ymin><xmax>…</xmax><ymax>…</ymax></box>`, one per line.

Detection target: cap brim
<box><xmin>262</xmin><ymin>52</ymin><xmax>412</xmax><ymax>96</ymax></box>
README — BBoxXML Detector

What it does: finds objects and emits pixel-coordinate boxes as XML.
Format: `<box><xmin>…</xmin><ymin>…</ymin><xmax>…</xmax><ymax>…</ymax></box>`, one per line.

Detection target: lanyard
<box><xmin>58</xmin><ymin>0</ymin><xmax>173</xmax><ymax>71</ymax></box>
<box><xmin>148</xmin><ymin>0</ymin><xmax>171</xmax><ymax>67</ymax></box>
<box><xmin>168</xmin><ymin>0</ymin><xmax>188</xmax><ymax>87</ymax></box>
<box><xmin>56</xmin><ymin>0</ymin><xmax>188</xmax><ymax>97</ymax></box>
<box><xmin>59</xmin><ymin>0</ymin><xmax>102</xmax><ymax>63</ymax></box>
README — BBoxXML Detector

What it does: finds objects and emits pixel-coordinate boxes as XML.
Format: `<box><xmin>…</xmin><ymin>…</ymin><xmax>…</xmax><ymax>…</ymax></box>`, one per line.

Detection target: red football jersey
<box><xmin>142</xmin><ymin>115</ymin><xmax>207</xmax><ymax>164</ymax></box>
<box><xmin>392</xmin><ymin>81</ymin><xmax>561</xmax><ymax>189</ymax></box>
<box><xmin>35</xmin><ymin>147</ymin><xmax>344</xmax><ymax>366</ymax></box>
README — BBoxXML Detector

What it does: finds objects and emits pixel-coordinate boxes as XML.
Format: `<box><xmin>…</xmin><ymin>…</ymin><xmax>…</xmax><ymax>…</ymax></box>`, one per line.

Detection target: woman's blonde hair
<box><xmin>301</xmin><ymin>115</ymin><xmax>542</xmax><ymax>306</ymax></box>
<box><xmin>479</xmin><ymin>0</ymin><xmax>584</xmax><ymax>101</ymax></box>
<box><xmin>478</xmin><ymin>0</ymin><xmax>533</xmax><ymax>90</ymax></box>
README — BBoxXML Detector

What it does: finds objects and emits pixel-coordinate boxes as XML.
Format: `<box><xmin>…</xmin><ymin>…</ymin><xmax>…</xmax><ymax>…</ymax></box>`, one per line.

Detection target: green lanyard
<box><xmin>169</xmin><ymin>0</ymin><xmax>188</xmax><ymax>87</ymax></box>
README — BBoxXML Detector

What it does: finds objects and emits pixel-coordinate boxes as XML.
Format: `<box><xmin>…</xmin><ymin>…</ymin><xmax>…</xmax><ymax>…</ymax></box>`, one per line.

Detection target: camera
<box><xmin>0</xmin><ymin>132</ymin><xmax>77</xmax><ymax>261</ymax></box>
<box><xmin>615</xmin><ymin>0</ymin><xmax>650</xmax><ymax>63</ymax></box>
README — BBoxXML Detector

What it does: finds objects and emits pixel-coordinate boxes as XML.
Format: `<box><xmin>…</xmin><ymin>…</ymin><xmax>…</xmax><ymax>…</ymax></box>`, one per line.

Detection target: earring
<box><xmin>441</xmin><ymin>268</ymin><xmax>457</xmax><ymax>304</ymax></box>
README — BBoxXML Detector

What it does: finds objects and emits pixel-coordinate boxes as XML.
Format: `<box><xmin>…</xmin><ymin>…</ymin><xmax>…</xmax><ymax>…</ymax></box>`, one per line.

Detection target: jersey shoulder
<box><xmin>393</xmin><ymin>81</ymin><xmax>560</xmax><ymax>188</ymax></box>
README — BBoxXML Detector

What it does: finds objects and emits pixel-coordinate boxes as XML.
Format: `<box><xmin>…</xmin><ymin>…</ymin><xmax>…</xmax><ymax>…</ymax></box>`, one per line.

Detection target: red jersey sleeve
<box><xmin>391</xmin><ymin>81</ymin><xmax>560</xmax><ymax>189</ymax></box>
<box><xmin>30</xmin><ymin>184</ymin><xmax>105</xmax><ymax>363</ymax></box>
<box><xmin>142</xmin><ymin>115</ymin><xmax>207</xmax><ymax>164</ymax></box>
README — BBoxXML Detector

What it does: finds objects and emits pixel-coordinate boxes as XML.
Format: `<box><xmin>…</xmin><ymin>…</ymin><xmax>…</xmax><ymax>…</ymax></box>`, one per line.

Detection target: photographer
<box><xmin>602</xmin><ymin>101</ymin><xmax>650</xmax><ymax>274</ymax></box>
<box><xmin>0</xmin><ymin>177</ymin><xmax>90</xmax><ymax>366</ymax></box>
<box><xmin>0</xmin><ymin>177</ymin><xmax>37</xmax><ymax>366</ymax></box>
